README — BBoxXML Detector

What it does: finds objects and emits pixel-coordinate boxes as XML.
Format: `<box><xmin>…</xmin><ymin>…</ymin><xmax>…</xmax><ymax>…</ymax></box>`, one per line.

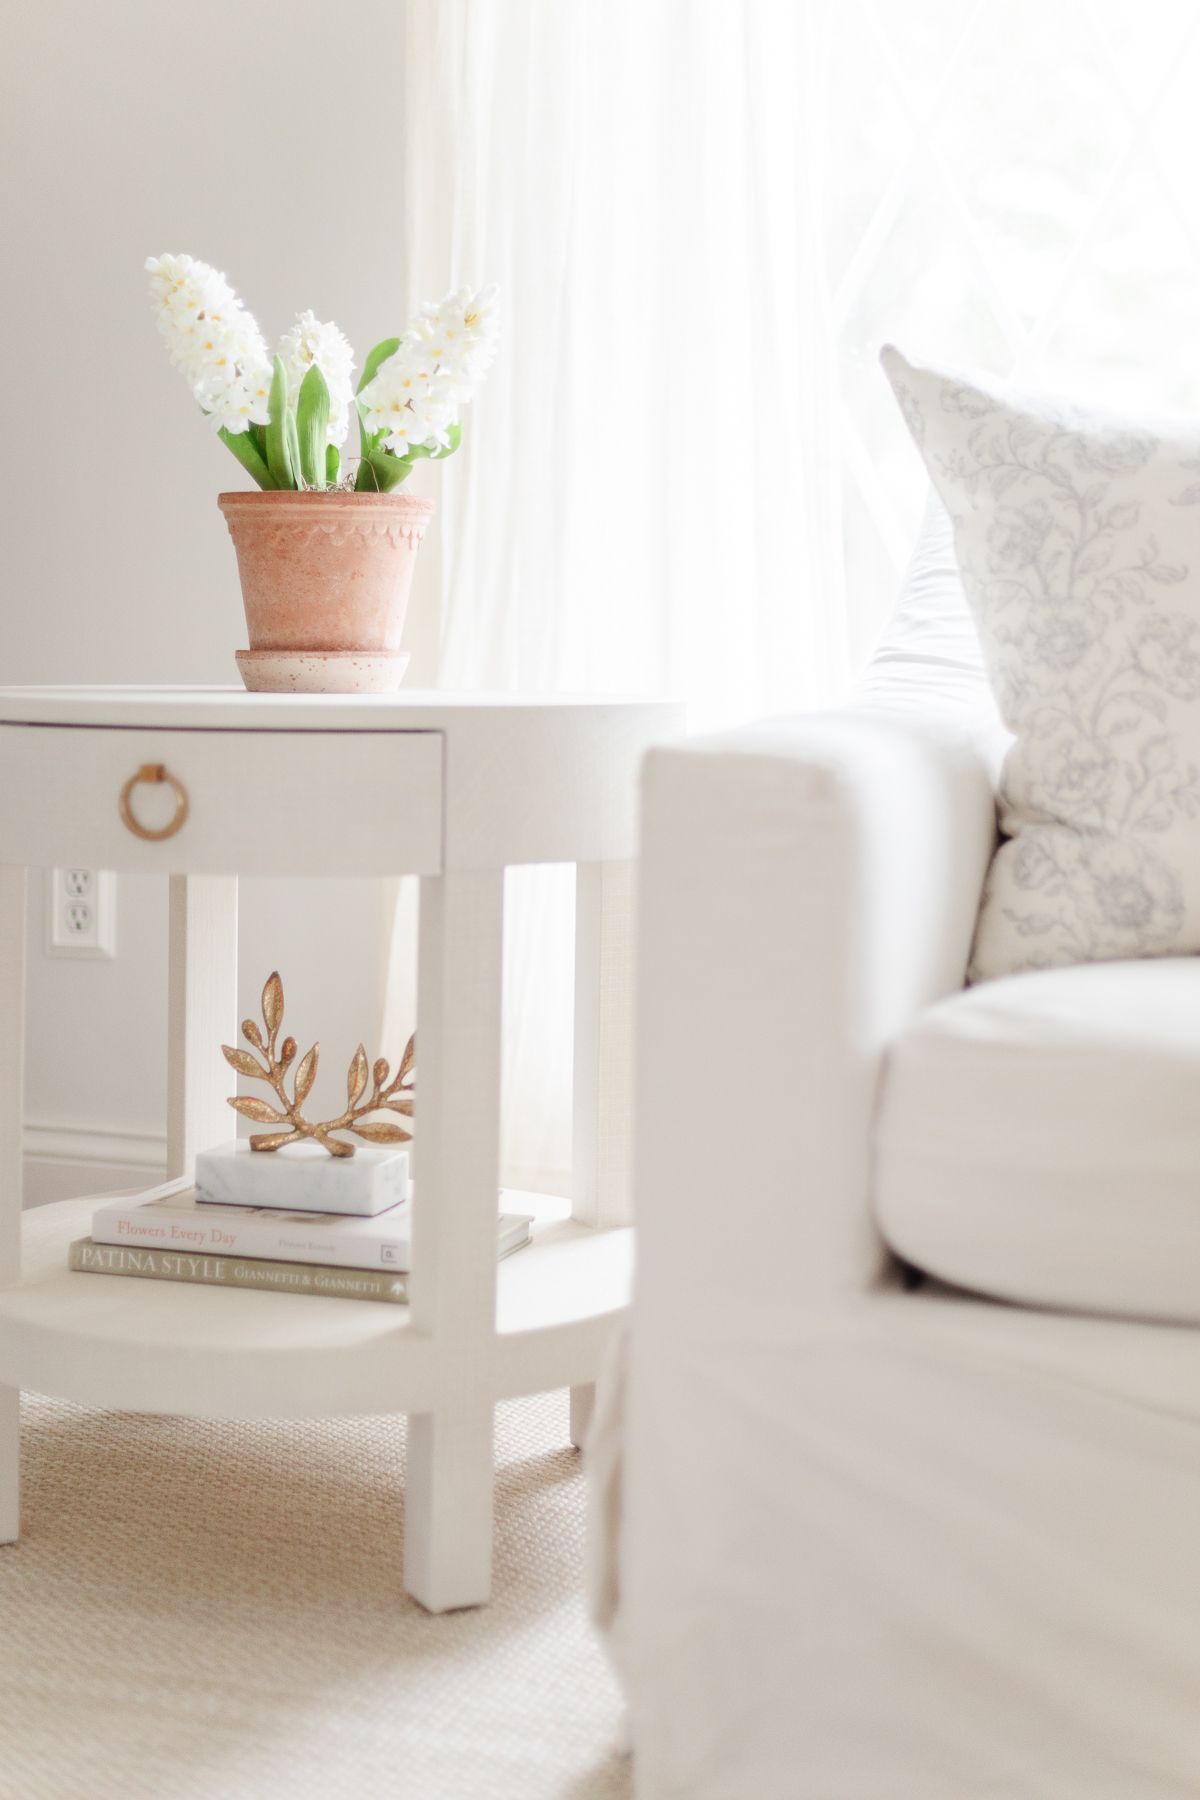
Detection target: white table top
<box><xmin>0</xmin><ymin>685</ymin><xmax>688</xmax><ymax>872</ymax></box>
<box><xmin>0</xmin><ymin>685</ymin><xmax>680</xmax><ymax>733</ymax></box>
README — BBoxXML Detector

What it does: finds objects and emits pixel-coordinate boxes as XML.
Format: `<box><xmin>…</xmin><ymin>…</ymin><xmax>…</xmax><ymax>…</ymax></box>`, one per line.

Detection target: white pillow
<box><xmin>882</xmin><ymin>345</ymin><xmax>1200</xmax><ymax>982</ymax></box>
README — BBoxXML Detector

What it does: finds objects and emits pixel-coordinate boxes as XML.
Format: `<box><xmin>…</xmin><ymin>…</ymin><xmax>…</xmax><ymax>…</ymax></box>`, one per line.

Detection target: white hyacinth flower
<box><xmin>358</xmin><ymin>351</ymin><xmax>456</xmax><ymax>456</ymax></box>
<box><xmin>277</xmin><ymin>309</ymin><xmax>356</xmax><ymax>447</ymax></box>
<box><xmin>358</xmin><ymin>286</ymin><xmax>498</xmax><ymax>459</ymax></box>
<box><xmin>201</xmin><ymin>369</ymin><xmax>273</xmax><ymax>435</ymax></box>
<box><xmin>146</xmin><ymin>253</ymin><xmax>272</xmax><ymax>435</ymax></box>
<box><xmin>408</xmin><ymin>285</ymin><xmax>499</xmax><ymax>397</ymax></box>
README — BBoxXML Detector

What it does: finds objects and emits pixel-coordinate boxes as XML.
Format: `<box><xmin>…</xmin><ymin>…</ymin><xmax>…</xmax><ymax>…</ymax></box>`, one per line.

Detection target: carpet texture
<box><xmin>0</xmin><ymin>1391</ymin><xmax>630</xmax><ymax>1800</ymax></box>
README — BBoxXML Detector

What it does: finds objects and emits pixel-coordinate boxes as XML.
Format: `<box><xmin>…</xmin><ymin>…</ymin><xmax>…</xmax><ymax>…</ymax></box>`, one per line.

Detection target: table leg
<box><xmin>572</xmin><ymin>860</ymin><xmax>635</xmax><ymax>1454</ymax></box>
<box><xmin>0</xmin><ymin>866</ymin><xmax>24</xmax><ymax>1545</ymax></box>
<box><xmin>0</xmin><ymin>1387</ymin><xmax>17</xmax><ymax>1545</ymax></box>
<box><xmin>404</xmin><ymin>868</ymin><xmax>504</xmax><ymax>1612</ymax></box>
<box><xmin>572</xmin><ymin>860</ymin><xmax>635</xmax><ymax>1229</ymax></box>
<box><xmin>167</xmin><ymin>875</ymin><xmax>239</xmax><ymax>1182</ymax></box>
<box><xmin>569</xmin><ymin>1381</ymin><xmax>595</xmax><ymax>1450</ymax></box>
<box><xmin>406</xmin><ymin>1397</ymin><xmax>495</xmax><ymax>1613</ymax></box>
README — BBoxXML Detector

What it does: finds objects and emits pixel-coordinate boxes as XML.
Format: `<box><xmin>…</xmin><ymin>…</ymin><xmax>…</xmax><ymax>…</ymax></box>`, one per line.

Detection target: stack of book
<box><xmin>69</xmin><ymin>1147</ymin><xmax>532</xmax><ymax>1306</ymax></box>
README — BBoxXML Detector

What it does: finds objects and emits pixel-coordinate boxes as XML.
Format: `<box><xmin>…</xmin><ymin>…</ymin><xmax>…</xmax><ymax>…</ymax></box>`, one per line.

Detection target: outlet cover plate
<box><xmin>46</xmin><ymin>868</ymin><xmax>116</xmax><ymax>960</ymax></box>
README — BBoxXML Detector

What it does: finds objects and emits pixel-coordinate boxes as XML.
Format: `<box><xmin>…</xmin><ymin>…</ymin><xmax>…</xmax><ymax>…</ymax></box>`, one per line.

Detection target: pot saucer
<box><xmin>235</xmin><ymin>650</ymin><xmax>410</xmax><ymax>694</ymax></box>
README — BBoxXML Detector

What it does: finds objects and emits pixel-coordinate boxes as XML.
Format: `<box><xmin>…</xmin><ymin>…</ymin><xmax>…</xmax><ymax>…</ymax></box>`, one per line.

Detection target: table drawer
<box><xmin>0</xmin><ymin>725</ymin><xmax>443</xmax><ymax>876</ymax></box>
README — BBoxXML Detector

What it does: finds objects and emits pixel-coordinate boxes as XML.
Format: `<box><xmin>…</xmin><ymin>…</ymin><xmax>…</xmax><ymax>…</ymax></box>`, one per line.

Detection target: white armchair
<box><xmin>614</xmin><ymin>512</ymin><xmax>1200</xmax><ymax>1799</ymax></box>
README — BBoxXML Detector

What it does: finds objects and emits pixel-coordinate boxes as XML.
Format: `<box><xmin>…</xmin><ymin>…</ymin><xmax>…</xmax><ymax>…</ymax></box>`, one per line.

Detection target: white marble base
<box><xmin>195</xmin><ymin>1139</ymin><xmax>411</xmax><ymax>1216</ymax></box>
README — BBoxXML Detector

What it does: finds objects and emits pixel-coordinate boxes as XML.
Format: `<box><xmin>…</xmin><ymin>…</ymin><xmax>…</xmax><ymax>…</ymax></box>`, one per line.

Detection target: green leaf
<box><xmin>265</xmin><ymin>356</ymin><xmax>293</xmax><ymax>489</ymax></box>
<box><xmin>356</xmin><ymin>397</ymin><xmax>382</xmax><ymax>466</ymax></box>
<box><xmin>357</xmin><ymin>410</ymin><xmax>373</xmax><ymax>469</ymax></box>
<box><xmin>356</xmin><ymin>337</ymin><xmax>402</xmax><ymax>395</ymax></box>
<box><xmin>354</xmin><ymin>448</ymin><xmax>414</xmax><ymax>493</ymax></box>
<box><xmin>355</xmin><ymin>340</ymin><xmax>405</xmax><ymax>470</ymax></box>
<box><xmin>430</xmin><ymin>420</ymin><xmax>463</xmax><ymax>460</ymax></box>
<box><xmin>296</xmin><ymin>365</ymin><xmax>330</xmax><ymax>489</ymax></box>
<box><xmin>218</xmin><ymin>426</ymin><xmax>276</xmax><ymax>490</ymax></box>
<box><xmin>286</xmin><ymin>410</ymin><xmax>302</xmax><ymax>491</ymax></box>
<box><xmin>383</xmin><ymin>423</ymin><xmax>459</xmax><ymax>468</ymax></box>
<box><xmin>326</xmin><ymin>443</ymin><xmax>340</xmax><ymax>486</ymax></box>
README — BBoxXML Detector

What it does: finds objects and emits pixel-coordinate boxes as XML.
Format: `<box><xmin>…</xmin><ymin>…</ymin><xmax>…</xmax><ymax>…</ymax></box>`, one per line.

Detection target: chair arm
<box><xmin>633</xmin><ymin>696</ymin><xmax>999</xmax><ymax>1330</ymax></box>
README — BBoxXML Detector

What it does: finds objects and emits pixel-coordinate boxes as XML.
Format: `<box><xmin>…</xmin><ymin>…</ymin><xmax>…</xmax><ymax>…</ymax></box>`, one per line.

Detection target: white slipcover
<box><xmin>605</xmin><ymin>502</ymin><xmax>1200</xmax><ymax>1798</ymax></box>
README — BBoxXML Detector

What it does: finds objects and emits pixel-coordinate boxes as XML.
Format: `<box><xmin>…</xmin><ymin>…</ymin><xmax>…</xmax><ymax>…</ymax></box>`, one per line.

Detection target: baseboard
<box><xmin>23</xmin><ymin>1122</ymin><xmax>167</xmax><ymax>1209</ymax></box>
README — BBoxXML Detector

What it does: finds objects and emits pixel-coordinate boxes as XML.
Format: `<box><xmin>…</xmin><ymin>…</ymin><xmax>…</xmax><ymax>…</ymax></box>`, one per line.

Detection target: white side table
<box><xmin>0</xmin><ymin>687</ymin><xmax>682</xmax><ymax>1610</ymax></box>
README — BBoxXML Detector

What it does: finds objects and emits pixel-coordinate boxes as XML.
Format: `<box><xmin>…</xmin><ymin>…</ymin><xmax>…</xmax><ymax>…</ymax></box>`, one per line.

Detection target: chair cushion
<box><xmin>874</xmin><ymin>958</ymin><xmax>1200</xmax><ymax>1322</ymax></box>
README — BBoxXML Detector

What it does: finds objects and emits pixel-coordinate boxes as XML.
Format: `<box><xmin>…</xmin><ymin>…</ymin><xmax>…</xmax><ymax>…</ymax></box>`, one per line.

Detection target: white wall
<box><xmin>2</xmin><ymin>0</ymin><xmax>429</xmax><ymax>1195</ymax></box>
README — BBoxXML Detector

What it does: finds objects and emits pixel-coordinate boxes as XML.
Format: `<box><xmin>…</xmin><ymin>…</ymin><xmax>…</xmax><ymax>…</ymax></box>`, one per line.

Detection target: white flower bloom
<box><xmin>201</xmin><ymin>372</ymin><xmax>272</xmax><ymax>435</ymax></box>
<box><xmin>358</xmin><ymin>288</ymin><xmax>496</xmax><ymax>461</ymax></box>
<box><xmin>145</xmin><ymin>253</ymin><xmax>228</xmax><ymax>320</ymax></box>
<box><xmin>277</xmin><ymin>309</ymin><xmax>356</xmax><ymax>447</ymax></box>
<box><xmin>359</xmin><ymin>284</ymin><xmax>496</xmax><ymax>460</ymax></box>
<box><xmin>408</xmin><ymin>284</ymin><xmax>499</xmax><ymax>399</ymax></box>
<box><xmin>146</xmin><ymin>252</ymin><xmax>271</xmax><ymax>435</ymax></box>
<box><xmin>358</xmin><ymin>348</ymin><xmax>456</xmax><ymax>456</ymax></box>
<box><xmin>358</xmin><ymin>340</ymin><xmax>425</xmax><ymax>413</ymax></box>
<box><xmin>411</xmin><ymin>379</ymin><xmax>462</xmax><ymax>452</ymax></box>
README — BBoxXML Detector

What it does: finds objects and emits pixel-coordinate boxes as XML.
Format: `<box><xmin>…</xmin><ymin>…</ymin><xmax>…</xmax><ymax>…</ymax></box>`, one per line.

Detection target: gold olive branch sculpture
<box><xmin>222</xmin><ymin>971</ymin><xmax>415</xmax><ymax>1159</ymax></box>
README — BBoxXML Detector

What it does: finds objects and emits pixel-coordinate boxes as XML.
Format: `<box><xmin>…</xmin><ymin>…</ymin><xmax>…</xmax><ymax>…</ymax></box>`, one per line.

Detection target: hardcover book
<box><xmin>69</xmin><ymin>1239</ymin><xmax>411</xmax><ymax>1304</ymax></box>
<box><xmin>91</xmin><ymin>1185</ymin><xmax>532</xmax><ymax>1272</ymax></box>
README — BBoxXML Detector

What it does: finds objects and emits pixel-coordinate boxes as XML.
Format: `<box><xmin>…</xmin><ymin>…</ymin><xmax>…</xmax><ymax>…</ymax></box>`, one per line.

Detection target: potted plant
<box><xmin>146</xmin><ymin>254</ymin><xmax>497</xmax><ymax>692</ymax></box>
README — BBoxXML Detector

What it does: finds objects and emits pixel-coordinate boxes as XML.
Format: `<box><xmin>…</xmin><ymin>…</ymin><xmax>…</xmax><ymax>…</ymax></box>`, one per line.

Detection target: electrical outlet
<box><xmin>46</xmin><ymin>868</ymin><xmax>116</xmax><ymax>959</ymax></box>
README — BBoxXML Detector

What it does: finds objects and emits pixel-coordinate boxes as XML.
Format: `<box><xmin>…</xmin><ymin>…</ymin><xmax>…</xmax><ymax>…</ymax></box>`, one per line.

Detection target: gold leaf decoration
<box><xmin>221</xmin><ymin>970</ymin><xmax>417</xmax><ymax>1158</ymax></box>
<box><xmin>346</xmin><ymin>1044</ymin><xmax>369</xmax><ymax>1108</ymax></box>
<box><xmin>385</xmin><ymin>1034</ymin><xmax>416</xmax><ymax>1095</ymax></box>
<box><xmin>229</xmin><ymin>1096</ymin><xmax>287</xmax><ymax>1123</ymax></box>
<box><xmin>249</xmin><ymin>1130</ymin><xmax>300</xmax><ymax>1151</ymax></box>
<box><xmin>351</xmin><ymin>1121</ymin><xmax>411</xmax><ymax>1144</ymax></box>
<box><xmin>293</xmin><ymin>1043</ymin><xmax>319</xmax><ymax>1105</ymax></box>
<box><xmin>262</xmin><ymin>971</ymin><xmax>284</xmax><ymax>1039</ymax></box>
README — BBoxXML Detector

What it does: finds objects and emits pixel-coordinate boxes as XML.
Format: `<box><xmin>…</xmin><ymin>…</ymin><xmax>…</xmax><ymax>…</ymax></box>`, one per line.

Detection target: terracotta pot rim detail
<box><xmin>217</xmin><ymin>489</ymin><xmax>434</xmax><ymax>515</ymax></box>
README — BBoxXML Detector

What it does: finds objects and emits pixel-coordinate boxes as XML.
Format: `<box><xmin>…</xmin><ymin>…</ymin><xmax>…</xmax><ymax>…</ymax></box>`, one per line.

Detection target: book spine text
<box><xmin>90</xmin><ymin>1209</ymin><xmax>410</xmax><ymax>1271</ymax></box>
<box><xmin>69</xmin><ymin>1239</ymin><xmax>409</xmax><ymax>1304</ymax></box>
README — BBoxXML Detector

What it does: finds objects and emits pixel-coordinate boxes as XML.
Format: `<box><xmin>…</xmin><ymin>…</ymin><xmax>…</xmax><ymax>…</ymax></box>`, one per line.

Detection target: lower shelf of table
<box><xmin>0</xmin><ymin>1192</ymin><xmax>633</xmax><ymax>1420</ymax></box>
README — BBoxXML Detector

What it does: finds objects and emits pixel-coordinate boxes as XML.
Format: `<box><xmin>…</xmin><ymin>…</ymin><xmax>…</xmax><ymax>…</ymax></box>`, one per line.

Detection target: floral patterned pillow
<box><xmin>882</xmin><ymin>345</ymin><xmax>1200</xmax><ymax>982</ymax></box>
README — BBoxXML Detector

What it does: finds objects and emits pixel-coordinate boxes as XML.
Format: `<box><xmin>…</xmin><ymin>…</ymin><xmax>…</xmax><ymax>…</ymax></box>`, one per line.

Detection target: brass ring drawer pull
<box><xmin>118</xmin><ymin>764</ymin><xmax>190</xmax><ymax>841</ymax></box>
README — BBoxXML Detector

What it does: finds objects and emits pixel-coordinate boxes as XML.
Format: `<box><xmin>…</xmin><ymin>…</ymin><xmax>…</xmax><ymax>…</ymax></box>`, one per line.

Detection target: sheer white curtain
<box><xmin>397</xmin><ymin>0</ymin><xmax>846</xmax><ymax>712</ymax></box>
<box><xmin>388</xmin><ymin>0</ymin><xmax>1200</xmax><ymax>1191</ymax></box>
<box><xmin>389</xmin><ymin>0</ymin><xmax>845</xmax><ymax>1191</ymax></box>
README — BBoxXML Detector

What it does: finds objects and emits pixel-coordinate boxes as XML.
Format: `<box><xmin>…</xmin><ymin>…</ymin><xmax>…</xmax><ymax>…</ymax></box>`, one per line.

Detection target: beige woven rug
<box><xmin>0</xmin><ymin>1391</ymin><xmax>630</xmax><ymax>1800</ymax></box>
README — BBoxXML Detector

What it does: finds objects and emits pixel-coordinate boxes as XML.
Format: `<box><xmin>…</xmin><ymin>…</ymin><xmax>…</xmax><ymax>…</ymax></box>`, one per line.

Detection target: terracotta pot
<box><xmin>218</xmin><ymin>490</ymin><xmax>434</xmax><ymax>694</ymax></box>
